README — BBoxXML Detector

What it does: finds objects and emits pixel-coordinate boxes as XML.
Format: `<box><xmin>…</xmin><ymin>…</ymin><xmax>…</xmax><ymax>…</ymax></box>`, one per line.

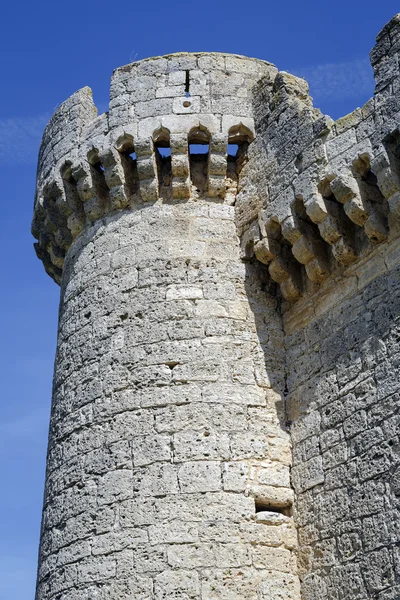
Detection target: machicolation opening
<box><xmin>153</xmin><ymin>127</ymin><xmax>172</xmax><ymax>196</ymax></box>
<box><xmin>87</xmin><ymin>148</ymin><xmax>109</xmax><ymax>212</ymax></box>
<box><xmin>227</xmin><ymin>124</ymin><xmax>253</xmax><ymax>177</ymax></box>
<box><xmin>115</xmin><ymin>134</ymin><xmax>140</xmax><ymax>200</ymax></box>
<box><xmin>60</xmin><ymin>162</ymin><xmax>83</xmax><ymax>224</ymax></box>
<box><xmin>352</xmin><ymin>154</ymin><xmax>389</xmax><ymax>243</ymax></box>
<box><xmin>188</xmin><ymin>126</ymin><xmax>210</xmax><ymax>193</ymax></box>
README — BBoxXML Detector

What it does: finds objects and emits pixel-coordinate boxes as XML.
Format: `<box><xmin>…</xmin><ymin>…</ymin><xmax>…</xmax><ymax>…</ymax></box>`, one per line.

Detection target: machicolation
<box><xmin>32</xmin><ymin>14</ymin><xmax>400</xmax><ymax>600</ymax></box>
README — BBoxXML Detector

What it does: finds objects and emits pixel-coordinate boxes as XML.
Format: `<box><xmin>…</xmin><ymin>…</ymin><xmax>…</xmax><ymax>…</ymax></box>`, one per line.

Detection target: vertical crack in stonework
<box><xmin>32</xmin><ymin>16</ymin><xmax>400</xmax><ymax>600</ymax></box>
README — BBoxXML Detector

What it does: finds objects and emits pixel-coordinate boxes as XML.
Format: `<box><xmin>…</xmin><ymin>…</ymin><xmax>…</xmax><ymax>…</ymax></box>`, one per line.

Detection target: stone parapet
<box><xmin>32</xmin><ymin>53</ymin><xmax>276</xmax><ymax>283</ymax></box>
<box><xmin>236</xmin><ymin>15</ymin><xmax>400</xmax><ymax>304</ymax></box>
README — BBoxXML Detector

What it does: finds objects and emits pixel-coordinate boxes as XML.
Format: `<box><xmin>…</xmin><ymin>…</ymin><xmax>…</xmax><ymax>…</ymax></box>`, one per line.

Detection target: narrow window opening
<box><xmin>158</xmin><ymin>147</ymin><xmax>171</xmax><ymax>158</ymax></box>
<box><xmin>92</xmin><ymin>161</ymin><xmax>104</xmax><ymax>174</ymax></box>
<box><xmin>185</xmin><ymin>70</ymin><xmax>190</xmax><ymax>97</ymax></box>
<box><xmin>189</xmin><ymin>143</ymin><xmax>210</xmax><ymax>155</ymax></box>
<box><xmin>153</xmin><ymin>128</ymin><xmax>172</xmax><ymax>198</ymax></box>
<box><xmin>227</xmin><ymin>143</ymin><xmax>239</xmax><ymax>158</ymax></box>
<box><xmin>188</xmin><ymin>127</ymin><xmax>210</xmax><ymax>193</ymax></box>
<box><xmin>121</xmin><ymin>149</ymin><xmax>139</xmax><ymax>197</ymax></box>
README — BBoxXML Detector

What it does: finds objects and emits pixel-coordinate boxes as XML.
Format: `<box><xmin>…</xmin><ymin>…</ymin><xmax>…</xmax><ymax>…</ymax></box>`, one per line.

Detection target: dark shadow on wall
<box><xmin>243</xmin><ymin>259</ymin><xmax>297</xmax><ymax>517</ymax></box>
<box><xmin>243</xmin><ymin>259</ymin><xmax>287</xmax><ymax>429</ymax></box>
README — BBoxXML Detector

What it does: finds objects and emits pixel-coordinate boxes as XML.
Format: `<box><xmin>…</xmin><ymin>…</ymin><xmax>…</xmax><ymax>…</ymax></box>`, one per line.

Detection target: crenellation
<box><xmin>34</xmin><ymin>110</ymin><xmax>261</xmax><ymax>282</ymax></box>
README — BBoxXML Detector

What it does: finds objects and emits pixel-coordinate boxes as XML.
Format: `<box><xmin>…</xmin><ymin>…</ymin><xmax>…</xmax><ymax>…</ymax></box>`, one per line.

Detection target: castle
<box><xmin>32</xmin><ymin>14</ymin><xmax>400</xmax><ymax>599</ymax></box>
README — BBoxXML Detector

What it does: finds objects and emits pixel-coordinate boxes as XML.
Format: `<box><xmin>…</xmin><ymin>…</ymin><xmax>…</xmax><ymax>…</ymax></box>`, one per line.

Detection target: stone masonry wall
<box><xmin>284</xmin><ymin>238</ymin><xmax>400</xmax><ymax>599</ymax></box>
<box><xmin>231</xmin><ymin>13</ymin><xmax>400</xmax><ymax>599</ymax></box>
<box><xmin>36</xmin><ymin>201</ymin><xmax>299</xmax><ymax>600</ymax></box>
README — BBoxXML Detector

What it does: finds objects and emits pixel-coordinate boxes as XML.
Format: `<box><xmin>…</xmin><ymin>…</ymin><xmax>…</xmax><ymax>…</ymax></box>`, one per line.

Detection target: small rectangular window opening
<box><xmin>255</xmin><ymin>500</ymin><xmax>292</xmax><ymax>517</ymax></box>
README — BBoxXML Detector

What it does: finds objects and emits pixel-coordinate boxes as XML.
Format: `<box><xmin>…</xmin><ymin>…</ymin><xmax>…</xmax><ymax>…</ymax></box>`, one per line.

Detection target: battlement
<box><xmin>32</xmin><ymin>53</ymin><xmax>275</xmax><ymax>282</ymax></box>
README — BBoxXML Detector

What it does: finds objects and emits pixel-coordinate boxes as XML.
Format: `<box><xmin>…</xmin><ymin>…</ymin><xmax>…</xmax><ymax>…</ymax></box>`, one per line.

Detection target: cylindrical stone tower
<box><xmin>33</xmin><ymin>53</ymin><xmax>300</xmax><ymax>599</ymax></box>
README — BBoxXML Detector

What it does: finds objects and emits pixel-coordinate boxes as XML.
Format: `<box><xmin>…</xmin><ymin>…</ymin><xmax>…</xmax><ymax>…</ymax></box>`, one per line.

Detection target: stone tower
<box><xmin>33</xmin><ymin>15</ymin><xmax>400</xmax><ymax>600</ymax></box>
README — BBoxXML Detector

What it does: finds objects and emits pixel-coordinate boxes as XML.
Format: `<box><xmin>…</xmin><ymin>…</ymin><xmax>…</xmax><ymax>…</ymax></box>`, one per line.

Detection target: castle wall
<box><xmin>36</xmin><ymin>201</ymin><xmax>299</xmax><ymax>600</ymax></box>
<box><xmin>284</xmin><ymin>240</ymin><xmax>400</xmax><ymax>599</ymax></box>
<box><xmin>235</xmin><ymin>14</ymin><xmax>400</xmax><ymax>598</ymax></box>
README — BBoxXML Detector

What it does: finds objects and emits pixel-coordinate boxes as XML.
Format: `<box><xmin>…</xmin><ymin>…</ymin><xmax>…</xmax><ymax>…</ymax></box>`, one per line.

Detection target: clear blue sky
<box><xmin>0</xmin><ymin>1</ymin><xmax>398</xmax><ymax>598</ymax></box>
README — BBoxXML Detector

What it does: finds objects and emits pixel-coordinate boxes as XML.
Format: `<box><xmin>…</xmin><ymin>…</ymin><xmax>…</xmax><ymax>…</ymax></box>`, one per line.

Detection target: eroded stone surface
<box><xmin>35</xmin><ymin>201</ymin><xmax>298</xmax><ymax>599</ymax></box>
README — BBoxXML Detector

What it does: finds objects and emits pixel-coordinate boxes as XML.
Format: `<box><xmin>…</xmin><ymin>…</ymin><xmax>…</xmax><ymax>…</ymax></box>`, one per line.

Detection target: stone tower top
<box><xmin>32</xmin><ymin>52</ymin><xmax>277</xmax><ymax>283</ymax></box>
<box><xmin>32</xmin><ymin>14</ymin><xmax>400</xmax><ymax>303</ymax></box>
